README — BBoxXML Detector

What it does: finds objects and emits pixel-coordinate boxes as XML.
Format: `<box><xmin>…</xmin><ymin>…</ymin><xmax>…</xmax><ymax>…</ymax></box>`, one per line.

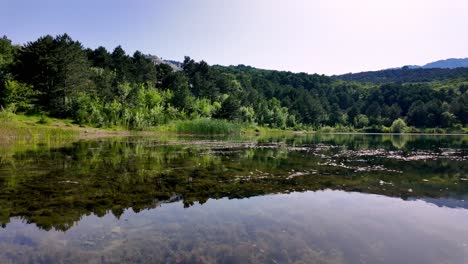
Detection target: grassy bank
<box><xmin>0</xmin><ymin>111</ymin><xmax>78</xmax><ymax>140</ymax></box>
<box><xmin>2</xmin><ymin>112</ymin><xmax>466</xmax><ymax>145</ymax></box>
<box><xmin>0</xmin><ymin>112</ymin><xmax>136</xmax><ymax>152</ymax></box>
<box><xmin>0</xmin><ymin>112</ymin><xmax>272</xmax><ymax>139</ymax></box>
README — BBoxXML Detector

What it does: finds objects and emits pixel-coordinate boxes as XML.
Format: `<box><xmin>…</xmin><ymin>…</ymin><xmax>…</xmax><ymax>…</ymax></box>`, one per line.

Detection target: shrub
<box><xmin>3</xmin><ymin>80</ymin><xmax>40</xmax><ymax>113</ymax></box>
<box><xmin>37</xmin><ymin>114</ymin><xmax>50</xmax><ymax>125</ymax></box>
<box><xmin>390</xmin><ymin>118</ymin><xmax>408</xmax><ymax>133</ymax></box>
<box><xmin>354</xmin><ymin>114</ymin><xmax>369</xmax><ymax>128</ymax></box>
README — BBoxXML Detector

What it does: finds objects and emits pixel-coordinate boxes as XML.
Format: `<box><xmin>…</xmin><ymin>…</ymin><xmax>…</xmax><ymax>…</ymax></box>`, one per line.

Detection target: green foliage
<box><xmin>336</xmin><ymin>67</ymin><xmax>468</xmax><ymax>83</ymax></box>
<box><xmin>3</xmin><ymin>80</ymin><xmax>40</xmax><ymax>112</ymax></box>
<box><xmin>239</xmin><ymin>106</ymin><xmax>256</xmax><ymax>124</ymax></box>
<box><xmin>0</xmin><ymin>106</ymin><xmax>15</xmax><ymax>120</ymax></box>
<box><xmin>440</xmin><ymin>111</ymin><xmax>458</xmax><ymax>128</ymax></box>
<box><xmin>1</xmin><ymin>134</ymin><xmax>466</xmax><ymax>233</ymax></box>
<box><xmin>68</xmin><ymin>83</ymin><xmax>178</xmax><ymax>129</ymax></box>
<box><xmin>191</xmin><ymin>98</ymin><xmax>219</xmax><ymax>118</ymax></box>
<box><xmin>15</xmin><ymin>34</ymin><xmax>90</xmax><ymax>116</ymax></box>
<box><xmin>390</xmin><ymin>118</ymin><xmax>408</xmax><ymax>133</ymax></box>
<box><xmin>0</xmin><ymin>33</ymin><xmax>466</xmax><ymax>133</ymax></box>
<box><xmin>256</xmin><ymin>98</ymin><xmax>292</xmax><ymax>129</ymax></box>
<box><xmin>174</xmin><ymin>118</ymin><xmax>241</xmax><ymax>134</ymax></box>
<box><xmin>166</xmin><ymin>72</ymin><xmax>192</xmax><ymax>110</ymax></box>
<box><xmin>37</xmin><ymin>114</ymin><xmax>50</xmax><ymax>125</ymax></box>
<box><xmin>215</xmin><ymin>96</ymin><xmax>241</xmax><ymax>120</ymax></box>
<box><xmin>0</xmin><ymin>36</ymin><xmax>18</xmax><ymax>81</ymax></box>
<box><xmin>355</xmin><ymin>114</ymin><xmax>369</xmax><ymax>128</ymax></box>
<box><xmin>319</xmin><ymin>124</ymin><xmax>355</xmax><ymax>133</ymax></box>
<box><xmin>0</xmin><ymin>112</ymin><xmax>77</xmax><ymax>146</ymax></box>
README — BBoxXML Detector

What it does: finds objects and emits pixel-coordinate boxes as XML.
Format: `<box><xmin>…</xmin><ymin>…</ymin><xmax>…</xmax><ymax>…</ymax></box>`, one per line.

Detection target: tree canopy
<box><xmin>0</xmin><ymin>34</ymin><xmax>467</xmax><ymax>131</ymax></box>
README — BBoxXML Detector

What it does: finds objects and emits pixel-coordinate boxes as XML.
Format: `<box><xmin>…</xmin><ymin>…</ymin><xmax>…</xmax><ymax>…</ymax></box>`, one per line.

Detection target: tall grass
<box><xmin>0</xmin><ymin>110</ymin><xmax>78</xmax><ymax>156</ymax></box>
<box><xmin>172</xmin><ymin>118</ymin><xmax>242</xmax><ymax>134</ymax></box>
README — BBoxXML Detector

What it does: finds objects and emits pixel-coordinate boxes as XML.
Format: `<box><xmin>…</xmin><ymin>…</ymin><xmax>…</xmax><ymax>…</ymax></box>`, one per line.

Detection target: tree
<box><xmin>267</xmin><ymin>98</ymin><xmax>289</xmax><ymax>128</ymax></box>
<box><xmin>14</xmin><ymin>35</ymin><xmax>55</xmax><ymax>108</ymax></box>
<box><xmin>355</xmin><ymin>114</ymin><xmax>369</xmax><ymax>128</ymax></box>
<box><xmin>365</xmin><ymin>102</ymin><xmax>382</xmax><ymax>123</ymax></box>
<box><xmin>388</xmin><ymin>103</ymin><xmax>402</xmax><ymax>120</ymax></box>
<box><xmin>165</xmin><ymin>72</ymin><xmax>192</xmax><ymax>110</ymax></box>
<box><xmin>131</xmin><ymin>51</ymin><xmax>157</xmax><ymax>86</ymax></box>
<box><xmin>440</xmin><ymin>111</ymin><xmax>458</xmax><ymax>127</ymax></box>
<box><xmin>450</xmin><ymin>93</ymin><xmax>468</xmax><ymax>125</ymax></box>
<box><xmin>15</xmin><ymin>34</ymin><xmax>90</xmax><ymax>116</ymax></box>
<box><xmin>292</xmin><ymin>92</ymin><xmax>326</xmax><ymax>126</ymax></box>
<box><xmin>90</xmin><ymin>67</ymin><xmax>117</xmax><ymax>100</ymax></box>
<box><xmin>347</xmin><ymin>105</ymin><xmax>359</xmax><ymax>126</ymax></box>
<box><xmin>0</xmin><ymin>36</ymin><xmax>19</xmax><ymax>107</ymax></box>
<box><xmin>407</xmin><ymin>101</ymin><xmax>427</xmax><ymax>127</ymax></box>
<box><xmin>328</xmin><ymin>103</ymin><xmax>342</xmax><ymax>126</ymax></box>
<box><xmin>2</xmin><ymin>80</ymin><xmax>40</xmax><ymax>112</ymax></box>
<box><xmin>111</xmin><ymin>45</ymin><xmax>132</xmax><ymax>82</ymax></box>
<box><xmin>215</xmin><ymin>96</ymin><xmax>240</xmax><ymax>120</ymax></box>
<box><xmin>50</xmin><ymin>34</ymin><xmax>90</xmax><ymax>115</ymax></box>
<box><xmin>390</xmin><ymin>118</ymin><xmax>407</xmax><ymax>133</ymax></box>
<box><xmin>424</xmin><ymin>100</ymin><xmax>442</xmax><ymax>127</ymax></box>
<box><xmin>239</xmin><ymin>106</ymin><xmax>255</xmax><ymax>123</ymax></box>
<box><xmin>0</xmin><ymin>36</ymin><xmax>18</xmax><ymax>81</ymax></box>
<box><xmin>88</xmin><ymin>46</ymin><xmax>111</xmax><ymax>69</ymax></box>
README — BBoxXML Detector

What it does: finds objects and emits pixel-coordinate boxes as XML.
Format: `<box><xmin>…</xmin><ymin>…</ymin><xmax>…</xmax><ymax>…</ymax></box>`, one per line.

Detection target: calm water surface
<box><xmin>0</xmin><ymin>134</ymin><xmax>467</xmax><ymax>263</ymax></box>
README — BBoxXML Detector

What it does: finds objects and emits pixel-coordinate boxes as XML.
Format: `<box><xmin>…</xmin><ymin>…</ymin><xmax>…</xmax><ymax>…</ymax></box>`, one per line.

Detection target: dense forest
<box><xmin>335</xmin><ymin>66</ymin><xmax>468</xmax><ymax>83</ymax></box>
<box><xmin>0</xmin><ymin>34</ymin><xmax>467</xmax><ymax>132</ymax></box>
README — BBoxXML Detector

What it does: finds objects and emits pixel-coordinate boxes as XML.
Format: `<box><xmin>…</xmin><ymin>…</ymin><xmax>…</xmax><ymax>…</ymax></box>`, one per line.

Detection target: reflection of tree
<box><xmin>389</xmin><ymin>135</ymin><xmax>409</xmax><ymax>149</ymax></box>
<box><xmin>0</xmin><ymin>135</ymin><xmax>466</xmax><ymax>231</ymax></box>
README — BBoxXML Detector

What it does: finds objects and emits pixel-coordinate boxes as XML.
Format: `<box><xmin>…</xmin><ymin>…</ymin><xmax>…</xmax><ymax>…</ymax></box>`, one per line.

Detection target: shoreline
<box><xmin>1</xmin><ymin>114</ymin><xmax>466</xmax><ymax>143</ymax></box>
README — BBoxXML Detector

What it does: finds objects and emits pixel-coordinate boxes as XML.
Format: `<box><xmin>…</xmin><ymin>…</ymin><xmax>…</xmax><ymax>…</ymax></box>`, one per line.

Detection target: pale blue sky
<box><xmin>2</xmin><ymin>0</ymin><xmax>468</xmax><ymax>74</ymax></box>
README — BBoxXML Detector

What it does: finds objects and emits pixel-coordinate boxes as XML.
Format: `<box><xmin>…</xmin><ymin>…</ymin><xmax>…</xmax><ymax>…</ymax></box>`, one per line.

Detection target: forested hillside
<box><xmin>335</xmin><ymin>67</ymin><xmax>468</xmax><ymax>83</ymax></box>
<box><xmin>1</xmin><ymin>34</ymin><xmax>467</xmax><ymax>132</ymax></box>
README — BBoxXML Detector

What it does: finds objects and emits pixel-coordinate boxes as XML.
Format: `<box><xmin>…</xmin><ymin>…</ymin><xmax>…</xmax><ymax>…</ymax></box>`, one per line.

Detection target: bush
<box><xmin>390</xmin><ymin>118</ymin><xmax>408</xmax><ymax>133</ymax></box>
<box><xmin>0</xmin><ymin>106</ymin><xmax>15</xmax><ymax>121</ymax></box>
<box><xmin>354</xmin><ymin>114</ymin><xmax>369</xmax><ymax>128</ymax></box>
<box><xmin>3</xmin><ymin>80</ymin><xmax>40</xmax><ymax>113</ymax></box>
<box><xmin>37</xmin><ymin>114</ymin><xmax>50</xmax><ymax>125</ymax></box>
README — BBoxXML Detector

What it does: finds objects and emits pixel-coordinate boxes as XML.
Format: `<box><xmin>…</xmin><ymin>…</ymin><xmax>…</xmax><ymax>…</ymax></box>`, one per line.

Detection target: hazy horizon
<box><xmin>2</xmin><ymin>0</ymin><xmax>468</xmax><ymax>75</ymax></box>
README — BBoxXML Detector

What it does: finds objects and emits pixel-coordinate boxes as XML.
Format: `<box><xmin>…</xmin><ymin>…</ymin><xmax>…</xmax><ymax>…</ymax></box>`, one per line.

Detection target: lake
<box><xmin>0</xmin><ymin>134</ymin><xmax>467</xmax><ymax>263</ymax></box>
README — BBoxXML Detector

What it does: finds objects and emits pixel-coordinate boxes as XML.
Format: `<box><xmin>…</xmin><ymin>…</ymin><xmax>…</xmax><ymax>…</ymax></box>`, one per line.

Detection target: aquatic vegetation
<box><xmin>0</xmin><ymin>133</ymin><xmax>466</xmax><ymax>263</ymax></box>
<box><xmin>171</xmin><ymin>118</ymin><xmax>242</xmax><ymax>134</ymax></box>
<box><xmin>0</xmin><ymin>134</ymin><xmax>466</xmax><ymax>231</ymax></box>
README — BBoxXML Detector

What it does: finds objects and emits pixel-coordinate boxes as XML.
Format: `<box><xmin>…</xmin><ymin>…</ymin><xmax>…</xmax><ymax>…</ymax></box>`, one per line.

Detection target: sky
<box><xmin>2</xmin><ymin>0</ymin><xmax>468</xmax><ymax>75</ymax></box>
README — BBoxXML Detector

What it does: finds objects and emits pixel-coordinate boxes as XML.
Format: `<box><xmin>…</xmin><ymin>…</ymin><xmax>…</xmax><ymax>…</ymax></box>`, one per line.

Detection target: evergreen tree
<box><xmin>215</xmin><ymin>96</ymin><xmax>241</xmax><ymax>120</ymax></box>
<box><xmin>15</xmin><ymin>34</ymin><xmax>90</xmax><ymax>115</ymax></box>
<box><xmin>407</xmin><ymin>101</ymin><xmax>427</xmax><ymax>127</ymax></box>
<box><xmin>111</xmin><ymin>45</ymin><xmax>131</xmax><ymax>82</ymax></box>
<box><xmin>88</xmin><ymin>46</ymin><xmax>111</xmax><ymax>69</ymax></box>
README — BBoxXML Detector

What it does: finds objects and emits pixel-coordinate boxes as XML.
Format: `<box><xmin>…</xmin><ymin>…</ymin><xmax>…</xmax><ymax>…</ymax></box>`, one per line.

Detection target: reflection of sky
<box><xmin>2</xmin><ymin>190</ymin><xmax>468</xmax><ymax>263</ymax></box>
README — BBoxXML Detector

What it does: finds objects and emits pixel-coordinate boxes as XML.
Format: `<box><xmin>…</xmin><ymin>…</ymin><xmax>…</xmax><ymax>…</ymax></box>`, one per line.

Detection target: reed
<box><xmin>173</xmin><ymin>118</ymin><xmax>242</xmax><ymax>134</ymax></box>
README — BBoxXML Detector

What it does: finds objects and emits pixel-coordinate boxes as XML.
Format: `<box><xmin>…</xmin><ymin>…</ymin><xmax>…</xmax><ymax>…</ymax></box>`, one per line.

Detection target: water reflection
<box><xmin>0</xmin><ymin>134</ymin><xmax>467</xmax><ymax>263</ymax></box>
<box><xmin>2</xmin><ymin>190</ymin><xmax>468</xmax><ymax>263</ymax></box>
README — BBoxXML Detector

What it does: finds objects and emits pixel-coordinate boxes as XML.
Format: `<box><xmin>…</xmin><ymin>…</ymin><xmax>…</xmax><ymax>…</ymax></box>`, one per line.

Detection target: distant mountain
<box><xmin>334</xmin><ymin>67</ymin><xmax>468</xmax><ymax>83</ymax></box>
<box><xmin>397</xmin><ymin>58</ymin><xmax>468</xmax><ymax>70</ymax></box>
<box><xmin>334</xmin><ymin>58</ymin><xmax>468</xmax><ymax>83</ymax></box>
<box><xmin>144</xmin><ymin>55</ymin><xmax>182</xmax><ymax>71</ymax></box>
<box><xmin>421</xmin><ymin>58</ymin><xmax>468</xmax><ymax>69</ymax></box>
